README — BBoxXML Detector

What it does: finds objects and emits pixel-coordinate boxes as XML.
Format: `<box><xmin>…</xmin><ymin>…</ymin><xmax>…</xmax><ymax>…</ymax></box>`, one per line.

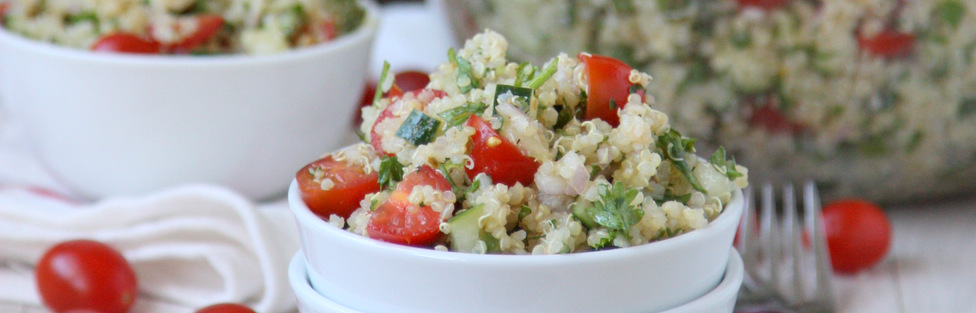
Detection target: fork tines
<box><xmin>736</xmin><ymin>181</ymin><xmax>836</xmax><ymax>313</ymax></box>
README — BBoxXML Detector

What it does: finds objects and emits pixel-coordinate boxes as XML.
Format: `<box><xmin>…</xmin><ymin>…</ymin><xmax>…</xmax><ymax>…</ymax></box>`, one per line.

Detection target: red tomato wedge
<box><xmin>393</xmin><ymin>71</ymin><xmax>432</xmax><ymax>92</ymax></box>
<box><xmin>367</xmin><ymin>166</ymin><xmax>449</xmax><ymax>246</ymax></box>
<box><xmin>578</xmin><ymin>53</ymin><xmax>635</xmax><ymax>127</ymax></box>
<box><xmin>168</xmin><ymin>14</ymin><xmax>224</xmax><ymax>53</ymax></box>
<box><xmin>318</xmin><ymin>20</ymin><xmax>337</xmax><ymax>42</ymax></box>
<box><xmin>858</xmin><ymin>30</ymin><xmax>915</xmax><ymax>58</ymax></box>
<box><xmin>297</xmin><ymin>155</ymin><xmax>380</xmax><ymax>219</ymax></box>
<box><xmin>369</xmin><ymin>88</ymin><xmax>445</xmax><ymax>155</ymax></box>
<box><xmin>91</xmin><ymin>33</ymin><xmax>161</xmax><ymax>54</ymax></box>
<box><xmin>736</xmin><ymin>0</ymin><xmax>789</xmax><ymax>10</ymax></box>
<box><xmin>464</xmin><ymin>115</ymin><xmax>540</xmax><ymax>187</ymax></box>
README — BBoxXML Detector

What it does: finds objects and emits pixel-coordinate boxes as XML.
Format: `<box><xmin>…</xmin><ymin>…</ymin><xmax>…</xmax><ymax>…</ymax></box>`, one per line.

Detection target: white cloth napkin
<box><xmin>0</xmin><ymin>110</ymin><xmax>299</xmax><ymax>312</ymax></box>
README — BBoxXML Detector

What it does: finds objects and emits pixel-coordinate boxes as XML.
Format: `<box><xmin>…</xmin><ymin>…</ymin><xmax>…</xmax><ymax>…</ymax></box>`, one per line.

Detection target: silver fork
<box><xmin>735</xmin><ymin>181</ymin><xmax>836</xmax><ymax>313</ymax></box>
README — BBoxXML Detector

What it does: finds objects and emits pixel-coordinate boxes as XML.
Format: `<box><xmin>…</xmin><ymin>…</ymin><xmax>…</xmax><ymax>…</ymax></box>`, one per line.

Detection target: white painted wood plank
<box><xmin>833</xmin><ymin>259</ymin><xmax>902</xmax><ymax>313</ymax></box>
<box><xmin>887</xmin><ymin>196</ymin><xmax>976</xmax><ymax>313</ymax></box>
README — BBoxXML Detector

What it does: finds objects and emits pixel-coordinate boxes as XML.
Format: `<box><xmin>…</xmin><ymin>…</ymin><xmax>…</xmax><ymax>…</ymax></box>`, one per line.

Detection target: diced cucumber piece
<box><xmin>448</xmin><ymin>205</ymin><xmax>492</xmax><ymax>253</ymax></box>
<box><xmin>395</xmin><ymin>110</ymin><xmax>440</xmax><ymax>145</ymax></box>
<box><xmin>572</xmin><ymin>202</ymin><xmax>597</xmax><ymax>228</ymax></box>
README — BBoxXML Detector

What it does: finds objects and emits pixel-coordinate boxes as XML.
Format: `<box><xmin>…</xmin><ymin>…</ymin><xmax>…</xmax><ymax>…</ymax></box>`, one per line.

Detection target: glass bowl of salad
<box><xmin>0</xmin><ymin>0</ymin><xmax>378</xmax><ymax>200</ymax></box>
<box><xmin>289</xmin><ymin>30</ymin><xmax>746</xmax><ymax>312</ymax></box>
<box><xmin>441</xmin><ymin>0</ymin><xmax>976</xmax><ymax>203</ymax></box>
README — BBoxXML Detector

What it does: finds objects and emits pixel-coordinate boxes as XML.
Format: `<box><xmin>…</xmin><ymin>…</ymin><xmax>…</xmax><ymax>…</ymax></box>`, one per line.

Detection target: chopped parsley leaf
<box><xmin>377</xmin><ymin>155</ymin><xmax>404</xmax><ymax>190</ymax></box>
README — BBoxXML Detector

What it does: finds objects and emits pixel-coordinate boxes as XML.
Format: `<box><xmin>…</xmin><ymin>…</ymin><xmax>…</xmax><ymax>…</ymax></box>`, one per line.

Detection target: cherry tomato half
<box><xmin>578</xmin><ymin>53</ymin><xmax>635</xmax><ymax>127</ymax></box>
<box><xmin>736</xmin><ymin>0</ymin><xmax>789</xmax><ymax>10</ymax></box>
<box><xmin>464</xmin><ymin>115</ymin><xmax>540</xmax><ymax>187</ymax></box>
<box><xmin>822</xmin><ymin>199</ymin><xmax>892</xmax><ymax>274</ymax></box>
<box><xmin>36</xmin><ymin>240</ymin><xmax>138</xmax><ymax>313</ymax></box>
<box><xmin>858</xmin><ymin>30</ymin><xmax>915</xmax><ymax>58</ymax></box>
<box><xmin>168</xmin><ymin>15</ymin><xmax>225</xmax><ymax>53</ymax></box>
<box><xmin>297</xmin><ymin>155</ymin><xmax>380</xmax><ymax>219</ymax></box>
<box><xmin>357</xmin><ymin>70</ymin><xmax>432</xmax><ymax>125</ymax></box>
<box><xmin>91</xmin><ymin>33</ymin><xmax>161</xmax><ymax>54</ymax></box>
<box><xmin>195</xmin><ymin>303</ymin><xmax>256</xmax><ymax>313</ymax></box>
<box><xmin>367</xmin><ymin>166</ymin><xmax>450</xmax><ymax>246</ymax></box>
<box><xmin>393</xmin><ymin>71</ymin><xmax>431</xmax><ymax>92</ymax></box>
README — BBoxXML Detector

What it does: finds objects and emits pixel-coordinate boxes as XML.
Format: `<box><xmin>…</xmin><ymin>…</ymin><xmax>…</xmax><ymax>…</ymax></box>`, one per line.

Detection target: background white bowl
<box><xmin>288</xmin><ymin>249</ymin><xmax>743</xmax><ymax>313</ymax></box>
<box><xmin>0</xmin><ymin>1</ymin><xmax>378</xmax><ymax>200</ymax></box>
<box><xmin>288</xmin><ymin>179</ymin><xmax>744</xmax><ymax>313</ymax></box>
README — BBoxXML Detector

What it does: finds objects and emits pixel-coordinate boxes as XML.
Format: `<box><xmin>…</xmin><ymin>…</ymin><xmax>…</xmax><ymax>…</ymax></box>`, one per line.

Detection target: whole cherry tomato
<box><xmin>297</xmin><ymin>155</ymin><xmax>380</xmax><ymax>219</ymax></box>
<box><xmin>35</xmin><ymin>240</ymin><xmax>138</xmax><ymax>313</ymax></box>
<box><xmin>822</xmin><ymin>199</ymin><xmax>892</xmax><ymax>274</ymax></box>
<box><xmin>195</xmin><ymin>303</ymin><xmax>256</xmax><ymax>313</ymax></box>
<box><xmin>91</xmin><ymin>33</ymin><xmax>161</xmax><ymax>54</ymax></box>
<box><xmin>367</xmin><ymin>166</ymin><xmax>450</xmax><ymax>246</ymax></box>
<box><xmin>464</xmin><ymin>115</ymin><xmax>540</xmax><ymax>187</ymax></box>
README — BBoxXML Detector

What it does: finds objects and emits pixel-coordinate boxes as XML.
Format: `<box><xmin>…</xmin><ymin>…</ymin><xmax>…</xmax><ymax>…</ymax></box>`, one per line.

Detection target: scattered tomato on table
<box><xmin>195</xmin><ymin>303</ymin><xmax>256</xmax><ymax>313</ymax></box>
<box><xmin>822</xmin><ymin>199</ymin><xmax>892</xmax><ymax>274</ymax></box>
<box><xmin>35</xmin><ymin>240</ymin><xmax>138</xmax><ymax>313</ymax></box>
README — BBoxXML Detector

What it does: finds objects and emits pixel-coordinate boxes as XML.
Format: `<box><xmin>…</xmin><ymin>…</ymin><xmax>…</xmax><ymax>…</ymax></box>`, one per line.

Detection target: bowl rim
<box><xmin>288</xmin><ymin>178</ymin><xmax>744</xmax><ymax>265</ymax></box>
<box><xmin>0</xmin><ymin>0</ymin><xmax>379</xmax><ymax>67</ymax></box>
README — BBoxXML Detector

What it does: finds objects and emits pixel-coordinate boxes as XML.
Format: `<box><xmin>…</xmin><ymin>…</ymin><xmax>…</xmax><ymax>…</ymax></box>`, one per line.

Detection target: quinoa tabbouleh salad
<box><xmin>0</xmin><ymin>0</ymin><xmax>364</xmax><ymax>54</ymax></box>
<box><xmin>296</xmin><ymin>30</ymin><xmax>748</xmax><ymax>254</ymax></box>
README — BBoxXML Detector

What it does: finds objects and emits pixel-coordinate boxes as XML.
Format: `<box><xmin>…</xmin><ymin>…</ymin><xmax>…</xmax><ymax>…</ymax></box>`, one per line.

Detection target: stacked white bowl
<box><xmin>287</xmin><ymin>180</ymin><xmax>745</xmax><ymax>313</ymax></box>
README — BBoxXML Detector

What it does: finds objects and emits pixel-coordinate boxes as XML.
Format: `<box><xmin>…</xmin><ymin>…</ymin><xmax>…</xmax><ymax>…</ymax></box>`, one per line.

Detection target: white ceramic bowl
<box><xmin>288</xmin><ymin>249</ymin><xmax>744</xmax><ymax>313</ymax></box>
<box><xmin>661</xmin><ymin>248</ymin><xmax>743</xmax><ymax>313</ymax></box>
<box><xmin>0</xmin><ymin>1</ymin><xmax>378</xmax><ymax>200</ymax></box>
<box><xmin>288</xmin><ymin>180</ymin><xmax>744</xmax><ymax>313</ymax></box>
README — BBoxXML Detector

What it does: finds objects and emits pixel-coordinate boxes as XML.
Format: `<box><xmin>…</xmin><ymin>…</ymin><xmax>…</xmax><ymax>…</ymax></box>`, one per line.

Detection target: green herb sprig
<box><xmin>449</xmin><ymin>48</ymin><xmax>479</xmax><ymax>93</ymax></box>
<box><xmin>578</xmin><ymin>182</ymin><xmax>644</xmax><ymax>248</ymax></box>
<box><xmin>708</xmin><ymin>147</ymin><xmax>744</xmax><ymax>180</ymax></box>
<box><xmin>378</xmin><ymin>155</ymin><xmax>405</xmax><ymax>190</ymax></box>
<box><xmin>657</xmin><ymin>129</ymin><xmax>706</xmax><ymax>193</ymax></box>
